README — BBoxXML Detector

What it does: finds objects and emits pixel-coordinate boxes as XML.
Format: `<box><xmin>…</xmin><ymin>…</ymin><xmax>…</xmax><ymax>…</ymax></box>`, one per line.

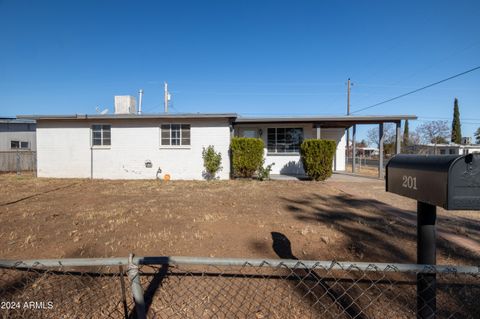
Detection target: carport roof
<box><xmin>234</xmin><ymin>115</ymin><xmax>417</xmax><ymax>127</ymax></box>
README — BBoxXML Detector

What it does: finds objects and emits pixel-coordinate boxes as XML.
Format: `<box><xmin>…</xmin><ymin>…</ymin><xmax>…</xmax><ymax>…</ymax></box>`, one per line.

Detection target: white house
<box><xmin>407</xmin><ymin>143</ymin><xmax>480</xmax><ymax>156</ymax></box>
<box><xmin>19</xmin><ymin>112</ymin><xmax>415</xmax><ymax>180</ymax></box>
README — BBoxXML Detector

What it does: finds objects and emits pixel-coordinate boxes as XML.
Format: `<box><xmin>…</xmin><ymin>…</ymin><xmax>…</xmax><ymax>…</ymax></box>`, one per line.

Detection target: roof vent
<box><xmin>114</xmin><ymin>96</ymin><xmax>137</xmax><ymax>114</ymax></box>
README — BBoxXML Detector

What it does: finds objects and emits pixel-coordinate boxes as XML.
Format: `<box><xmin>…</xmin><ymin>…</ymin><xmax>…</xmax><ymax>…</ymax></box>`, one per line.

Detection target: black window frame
<box><xmin>10</xmin><ymin>140</ymin><xmax>29</xmax><ymax>149</ymax></box>
<box><xmin>91</xmin><ymin>124</ymin><xmax>111</xmax><ymax>147</ymax></box>
<box><xmin>161</xmin><ymin>124</ymin><xmax>191</xmax><ymax>146</ymax></box>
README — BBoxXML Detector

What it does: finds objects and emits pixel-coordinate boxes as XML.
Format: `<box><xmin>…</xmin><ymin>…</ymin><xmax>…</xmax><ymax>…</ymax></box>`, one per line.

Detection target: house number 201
<box><xmin>402</xmin><ymin>175</ymin><xmax>417</xmax><ymax>190</ymax></box>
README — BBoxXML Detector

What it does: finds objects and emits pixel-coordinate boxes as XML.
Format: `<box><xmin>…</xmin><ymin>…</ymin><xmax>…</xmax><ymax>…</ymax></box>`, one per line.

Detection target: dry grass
<box><xmin>0</xmin><ymin>173</ymin><xmax>478</xmax><ymax>266</ymax></box>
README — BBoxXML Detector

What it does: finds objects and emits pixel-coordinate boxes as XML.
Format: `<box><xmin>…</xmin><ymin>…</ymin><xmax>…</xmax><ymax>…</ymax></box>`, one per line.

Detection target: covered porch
<box><xmin>233</xmin><ymin>115</ymin><xmax>417</xmax><ymax>178</ymax></box>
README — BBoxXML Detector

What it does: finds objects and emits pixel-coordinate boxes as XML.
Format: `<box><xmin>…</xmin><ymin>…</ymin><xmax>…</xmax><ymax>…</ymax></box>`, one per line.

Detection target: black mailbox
<box><xmin>386</xmin><ymin>153</ymin><xmax>480</xmax><ymax>210</ymax></box>
<box><xmin>385</xmin><ymin>153</ymin><xmax>480</xmax><ymax>318</ymax></box>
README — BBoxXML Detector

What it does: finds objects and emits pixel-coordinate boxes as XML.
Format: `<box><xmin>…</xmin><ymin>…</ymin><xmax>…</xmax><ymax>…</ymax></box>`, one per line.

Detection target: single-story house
<box><xmin>18</xmin><ymin>113</ymin><xmax>416</xmax><ymax>180</ymax></box>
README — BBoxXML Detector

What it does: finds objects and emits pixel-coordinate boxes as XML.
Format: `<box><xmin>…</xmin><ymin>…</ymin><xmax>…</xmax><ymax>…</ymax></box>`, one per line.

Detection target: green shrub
<box><xmin>300</xmin><ymin>139</ymin><xmax>336</xmax><ymax>181</ymax></box>
<box><xmin>230</xmin><ymin>137</ymin><xmax>264</xmax><ymax>178</ymax></box>
<box><xmin>257</xmin><ymin>161</ymin><xmax>275</xmax><ymax>181</ymax></box>
<box><xmin>202</xmin><ymin>145</ymin><xmax>222</xmax><ymax>180</ymax></box>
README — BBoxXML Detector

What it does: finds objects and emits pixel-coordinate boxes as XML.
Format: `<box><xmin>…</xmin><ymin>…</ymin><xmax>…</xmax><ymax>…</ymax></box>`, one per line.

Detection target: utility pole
<box><xmin>346</xmin><ymin>78</ymin><xmax>352</xmax><ymax>169</ymax></box>
<box><xmin>164</xmin><ymin>82</ymin><xmax>169</xmax><ymax>113</ymax></box>
<box><xmin>347</xmin><ymin>78</ymin><xmax>351</xmax><ymax>116</ymax></box>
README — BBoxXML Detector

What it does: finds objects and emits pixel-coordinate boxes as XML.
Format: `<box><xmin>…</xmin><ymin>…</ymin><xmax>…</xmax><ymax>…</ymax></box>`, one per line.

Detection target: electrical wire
<box><xmin>351</xmin><ymin>65</ymin><xmax>480</xmax><ymax>114</ymax></box>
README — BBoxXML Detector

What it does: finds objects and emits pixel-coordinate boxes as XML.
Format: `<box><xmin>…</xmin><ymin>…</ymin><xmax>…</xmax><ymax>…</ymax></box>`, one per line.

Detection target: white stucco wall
<box><xmin>236</xmin><ymin>124</ymin><xmax>346</xmax><ymax>175</ymax></box>
<box><xmin>36</xmin><ymin>119</ymin><xmax>231</xmax><ymax>180</ymax></box>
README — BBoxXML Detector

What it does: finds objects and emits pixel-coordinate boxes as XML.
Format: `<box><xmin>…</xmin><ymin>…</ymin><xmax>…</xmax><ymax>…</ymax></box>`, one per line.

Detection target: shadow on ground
<box><xmin>280</xmin><ymin>192</ymin><xmax>479</xmax><ymax>265</ymax></box>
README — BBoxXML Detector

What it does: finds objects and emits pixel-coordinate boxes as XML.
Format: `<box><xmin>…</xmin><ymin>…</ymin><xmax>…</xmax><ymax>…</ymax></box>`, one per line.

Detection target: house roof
<box><xmin>17</xmin><ymin>113</ymin><xmax>238</xmax><ymax>120</ymax></box>
<box><xmin>235</xmin><ymin>115</ymin><xmax>417</xmax><ymax>126</ymax></box>
<box><xmin>0</xmin><ymin>118</ymin><xmax>36</xmax><ymax>124</ymax></box>
<box><xmin>17</xmin><ymin>113</ymin><xmax>417</xmax><ymax>128</ymax></box>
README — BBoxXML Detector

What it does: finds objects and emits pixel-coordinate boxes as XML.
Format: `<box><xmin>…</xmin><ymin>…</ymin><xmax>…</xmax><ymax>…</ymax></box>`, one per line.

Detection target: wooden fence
<box><xmin>0</xmin><ymin>151</ymin><xmax>36</xmax><ymax>172</ymax></box>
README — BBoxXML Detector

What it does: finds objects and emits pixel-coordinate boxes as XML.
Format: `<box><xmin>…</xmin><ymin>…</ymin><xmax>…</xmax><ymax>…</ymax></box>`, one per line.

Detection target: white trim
<box><xmin>91</xmin><ymin>123</ymin><xmax>112</xmax><ymax>148</ymax></box>
<box><xmin>266</xmin><ymin>127</ymin><xmax>304</xmax><ymax>154</ymax></box>
<box><xmin>160</xmin><ymin>123</ymin><xmax>191</xmax><ymax>147</ymax></box>
<box><xmin>159</xmin><ymin>146</ymin><xmax>191</xmax><ymax>150</ymax></box>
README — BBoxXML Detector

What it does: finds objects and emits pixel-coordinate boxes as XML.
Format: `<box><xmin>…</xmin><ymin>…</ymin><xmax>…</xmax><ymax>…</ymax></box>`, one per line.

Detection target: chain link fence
<box><xmin>0</xmin><ymin>151</ymin><xmax>36</xmax><ymax>173</ymax></box>
<box><xmin>0</xmin><ymin>256</ymin><xmax>479</xmax><ymax>318</ymax></box>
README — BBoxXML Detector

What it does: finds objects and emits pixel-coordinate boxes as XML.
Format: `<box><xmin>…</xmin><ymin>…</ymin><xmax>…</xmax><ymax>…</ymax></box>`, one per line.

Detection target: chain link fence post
<box><xmin>118</xmin><ymin>265</ymin><xmax>129</xmax><ymax>319</ymax></box>
<box><xmin>127</xmin><ymin>254</ymin><xmax>146</xmax><ymax>319</ymax></box>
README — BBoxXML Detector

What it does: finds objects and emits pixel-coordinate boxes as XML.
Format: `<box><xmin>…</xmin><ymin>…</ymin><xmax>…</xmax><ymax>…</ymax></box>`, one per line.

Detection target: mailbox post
<box><xmin>417</xmin><ymin>201</ymin><xmax>436</xmax><ymax>317</ymax></box>
<box><xmin>386</xmin><ymin>154</ymin><xmax>480</xmax><ymax>319</ymax></box>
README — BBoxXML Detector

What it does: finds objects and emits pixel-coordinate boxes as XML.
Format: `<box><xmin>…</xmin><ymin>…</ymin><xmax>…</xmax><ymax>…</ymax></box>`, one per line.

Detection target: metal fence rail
<box><xmin>0</xmin><ymin>256</ymin><xmax>479</xmax><ymax>318</ymax></box>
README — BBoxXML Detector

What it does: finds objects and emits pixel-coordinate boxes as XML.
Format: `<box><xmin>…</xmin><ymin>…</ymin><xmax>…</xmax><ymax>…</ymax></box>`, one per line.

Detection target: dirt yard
<box><xmin>0</xmin><ymin>173</ymin><xmax>479</xmax><ymax>265</ymax></box>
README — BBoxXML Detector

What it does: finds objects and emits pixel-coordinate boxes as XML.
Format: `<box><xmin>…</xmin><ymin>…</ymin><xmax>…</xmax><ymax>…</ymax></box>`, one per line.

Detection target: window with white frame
<box><xmin>267</xmin><ymin>128</ymin><xmax>304</xmax><ymax>153</ymax></box>
<box><xmin>10</xmin><ymin>141</ymin><xmax>29</xmax><ymax>149</ymax></box>
<box><xmin>91</xmin><ymin>125</ymin><xmax>111</xmax><ymax>146</ymax></box>
<box><xmin>161</xmin><ymin>124</ymin><xmax>190</xmax><ymax>146</ymax></box>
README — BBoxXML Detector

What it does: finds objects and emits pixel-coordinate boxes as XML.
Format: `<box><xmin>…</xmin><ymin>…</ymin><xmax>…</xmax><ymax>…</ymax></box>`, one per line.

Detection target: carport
<box><xmin>314</xmin><ymin>115</ymin><xmax>417</xmax><ymax>177</ymax></box>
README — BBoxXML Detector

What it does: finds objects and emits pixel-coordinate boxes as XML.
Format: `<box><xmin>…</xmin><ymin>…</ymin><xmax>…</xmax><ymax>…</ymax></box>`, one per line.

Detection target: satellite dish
<box><xmin>96</xmin><ymin>107</ymin><xmax>109</xmax><ymax>114</ymax></box>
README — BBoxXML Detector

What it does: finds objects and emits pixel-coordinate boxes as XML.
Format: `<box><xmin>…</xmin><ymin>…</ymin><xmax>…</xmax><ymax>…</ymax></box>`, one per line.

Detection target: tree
<box><xmin>475</xmin><ymin>127</ymin><xmax>480</xmax><ymax>144</ymax></box>
<box><xmin>366</xmin><ymin>124</ymin><xmax>397</xmax><ymax>156</ymax></box>
<box><xmin>417</xmin><ymin>120</ymin><xmax>450</xmax><ymax>145</ymax></box>
<box><xmin>451</xmin><ymin>98</ymin><xmax>462</xmax><ymax>144</ymax></box>
<box><xmin>366</xmin><ymin>124</ymin><xmax>395</xmax><ymax>148</ymax></box>
<box><xmin>402</xmin><ymin>119</ymin><xmax>410</xmax><ymax>149</ymax></box>
<box><xmin>356</xmin><ymin>139</ymin><xmax>368</xmax><ymax>148</ymax></box>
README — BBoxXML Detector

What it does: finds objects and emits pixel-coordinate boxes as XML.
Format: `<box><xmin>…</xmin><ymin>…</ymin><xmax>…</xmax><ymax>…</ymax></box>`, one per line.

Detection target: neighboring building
<box><xmin>19</xmin><ymin>112</ymin><xmax>415</xmax><ymax>180</ymax></box>
<box><xmin>0</xmin><ymin>118</ymin><xmax>36</xmax><ymax>151</ymax></box>
<box><xmin>355</xmin><ymin>147</ymin><xmax>379</xmax><ymax>157</ymax></box>
<box><xmin>407</xmin><ymin>143</ymin><xmax>480</xmax><ymax>155</ymax></box>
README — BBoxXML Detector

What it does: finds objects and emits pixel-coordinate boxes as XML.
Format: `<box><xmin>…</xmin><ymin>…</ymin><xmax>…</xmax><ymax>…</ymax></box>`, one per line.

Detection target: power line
<box><xmin>351</xmin><ymin>65</ymin><xmax>480</xmax><ymax>114</ymax></box>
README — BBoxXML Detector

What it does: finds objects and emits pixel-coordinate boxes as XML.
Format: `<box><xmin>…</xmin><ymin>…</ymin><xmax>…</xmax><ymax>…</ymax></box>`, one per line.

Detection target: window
<box><xmin>10</xmin><ymin>141</ymin><xmax>29</xmax><ymax>149</ymax></box>
<box><xmin>267</xmin><ymin>128</ymin><xmax>303</xmax><ymax>153</ymax></box>
<box><xmin>439</xmin><ymin>149</ymin><xmax>446</xmax><ymax>155</ymax></box>
<box><xmin>449</xmin><ymin>149</ymin><xmax>456</xmax><ymax>155</ymax></box>
<box><xmin>161</xmin><ymin>124</ymin><xmax>190</xmax><ymax>146</ymax></box>
<box><xmin>92</xmin><ymin>125</ymin><xmax>111</xmax><ymax>146</ymax></box>
<box><xmin>242</xmin><ymin>129</ymin><xmax>257</xmax><ymax>138</ymax></box>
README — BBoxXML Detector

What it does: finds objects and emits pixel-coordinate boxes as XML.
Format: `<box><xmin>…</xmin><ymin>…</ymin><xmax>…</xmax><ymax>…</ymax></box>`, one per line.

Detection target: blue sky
<box><xmin>1</xmin><ymin>0</ymin><xmax>479</xmax><ymax>141</ymax></box>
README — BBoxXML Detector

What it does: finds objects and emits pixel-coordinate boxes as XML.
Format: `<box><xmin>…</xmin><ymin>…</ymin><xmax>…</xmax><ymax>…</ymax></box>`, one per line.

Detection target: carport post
<box><xmin>352</xmin><ymin>125</ymin><xmax>357</xmax><ymax>173</ymax></box>
<box><xmin>417</xmin><ymin>201</ymin><xmax>437</xmax><ymax>319</ymax></box>
<box><xmin>378</xmin><ymin>123</ymin><xmax>384</xmax><ymax>178</ymax></box>
<box><xmin>396</xmin><ymin>121</ymin><xmax>401</xmax><ymax>154</ymax></box>
<box><xmin>316</xmin><ymin>125</ymin><xmax>321</xmax><ymax>139</ymax></box>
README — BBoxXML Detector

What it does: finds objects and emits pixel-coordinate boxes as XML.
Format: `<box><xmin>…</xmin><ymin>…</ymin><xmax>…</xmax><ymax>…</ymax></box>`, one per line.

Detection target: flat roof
<box><xmin>0</xmin><ymin>118</ymin><xmax>36</xmax><ymax>124</ymax></box>
<box><xmin>17</xmin><ymin>113</ymin><xmax>417</xmax><ymax>127</ymax></box>
<box><xmin>235</xmin><ymin>115</ymin><xmax>417</xmax><ymax>125</ymax></box>
<box><xmin>17</xmin><ymin>113</ymin><xmax>238</xmax><ymax>120</ymax></box>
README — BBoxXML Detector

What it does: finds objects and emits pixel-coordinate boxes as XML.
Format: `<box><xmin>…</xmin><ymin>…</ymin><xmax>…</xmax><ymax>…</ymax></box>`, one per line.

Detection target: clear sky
<box><xmin>1</xmin><ymin>0</ymin><xmax>479</xmax><ymax>141</ymax></box>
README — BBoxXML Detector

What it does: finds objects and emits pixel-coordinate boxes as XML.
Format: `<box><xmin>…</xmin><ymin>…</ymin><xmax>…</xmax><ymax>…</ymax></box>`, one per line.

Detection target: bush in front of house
<box><xmin>202</xmin><ymin>145</ymin><xmax>222</xmax><ymax>180</ymax></box>
<box><xmin>230</xmin><ymin>137</ymin><xmax>264</xmax><ymax>178</ymax></box>
<box><xmin>300</xmin><ymin>139</ymin><xmax>336</xmax><ymax>181</ymax></box>
<box><xmin>257</xmin><ymin>161</ymin><xmax>275</xmax><ymax>181</ymax></box>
